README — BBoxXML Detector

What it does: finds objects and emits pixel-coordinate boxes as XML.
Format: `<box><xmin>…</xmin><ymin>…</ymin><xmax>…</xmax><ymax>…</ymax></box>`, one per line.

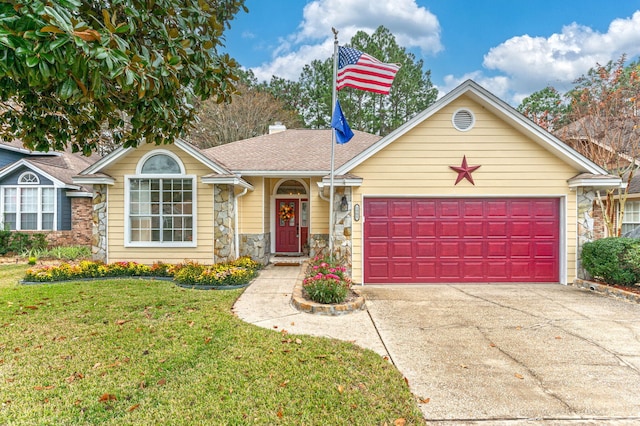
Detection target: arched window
<box><xmin>140</xmin><ymin>154</ymin><xmax>182</xmax><ymax>174</ymax></box>
<box><xmin>18</xmin><ymin>172</ymin><xmax>39</xmax><ymax>184</ymax></box>
<box><xmin>127</xmin><ymin>151</ymin><xmax>194</xmax><ymax>247</ymax></box>
<box><xmin>276</xmin><ymin>180</ymin><xmax>307</xmax><ymax>195</ymax></box>
<box><xmin>1</xmin><ymin>171</ymin><xmax>54</xmax><ymax>231</ymax></box>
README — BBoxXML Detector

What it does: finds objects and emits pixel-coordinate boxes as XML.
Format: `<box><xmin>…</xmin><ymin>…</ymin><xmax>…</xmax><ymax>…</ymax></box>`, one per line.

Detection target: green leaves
<box><xmin>0</xmin><ymin>0</ymin><xmax>247</xmax><ymax>155</ymax></box>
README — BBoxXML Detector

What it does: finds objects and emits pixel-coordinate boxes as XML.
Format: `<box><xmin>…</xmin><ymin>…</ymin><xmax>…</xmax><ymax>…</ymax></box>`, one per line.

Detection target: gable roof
<box><xmin>204</xmin><ymin>129</ymin><xmax>381</xmax><ymax>176</ymax></box>
<box><xmin>335</xmin><ymin>79</ymin><xmax>614</xmax><ymax>178</ymax></box>
<box><xmin>0</xmin><ymin>140</ymin><xmax>96</xmax><ymax>192</ymax></box>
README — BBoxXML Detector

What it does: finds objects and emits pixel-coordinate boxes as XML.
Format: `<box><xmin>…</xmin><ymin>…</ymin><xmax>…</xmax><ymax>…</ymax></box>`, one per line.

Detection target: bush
<box><xmin>581</xmin><ymin>237</ymin><xmax>640</xmax><ymax>286</ymax></box>
<box><xmin>0</xmin><ymin>231</ymin><xmax>48</xmax><ymax>256</ymax></box>
<box><xmin>302</xmin><ymin>256</ymin><xmax>351</xmax><ymax>304</ymax></box>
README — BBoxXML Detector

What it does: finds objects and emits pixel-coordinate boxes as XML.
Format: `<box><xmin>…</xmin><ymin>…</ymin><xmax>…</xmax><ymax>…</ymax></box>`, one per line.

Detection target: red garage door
<box><xmin>364</xmin><ymin>198</ymin><xmax>560</xmax><ymax>283</ymax></box>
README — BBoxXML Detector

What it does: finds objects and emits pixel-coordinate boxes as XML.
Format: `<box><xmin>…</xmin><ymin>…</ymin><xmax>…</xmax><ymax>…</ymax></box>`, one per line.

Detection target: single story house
<box><xmin>0</xmin><ymin>139</ymin><xmax>95</xmax><ymax>246</ymax></box>
<box><xmin>73</xmin><ymin>80</ymin><xmax>622</xmax><ymax>284</ymax></box>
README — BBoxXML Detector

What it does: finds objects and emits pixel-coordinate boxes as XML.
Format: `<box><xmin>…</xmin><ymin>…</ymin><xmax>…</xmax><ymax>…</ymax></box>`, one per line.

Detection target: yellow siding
<box><xmin>101</xmin><ymin>143</ymin><xmax>215</xmax><ymax>264</ymax></box>
<box><xmin>350</xmin><ymin>96</ymin><xmax>579</xmax><ymax>284</ymax></box>
<box><xmin>310</xmin><ymin>177</ymin><xmax>329</xmax><ymax>234</ymax></box>
<box><xmin>239</xmin><ymin>176</ymin><xmax>264</xmax><ymax>234</ymax></box>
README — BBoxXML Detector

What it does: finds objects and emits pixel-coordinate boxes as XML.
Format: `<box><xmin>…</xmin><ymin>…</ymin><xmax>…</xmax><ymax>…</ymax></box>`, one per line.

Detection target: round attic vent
<box><xmin>452</xmin><ymin>108</ymin><xmax>475</xmax><ymax>131</ymax></box>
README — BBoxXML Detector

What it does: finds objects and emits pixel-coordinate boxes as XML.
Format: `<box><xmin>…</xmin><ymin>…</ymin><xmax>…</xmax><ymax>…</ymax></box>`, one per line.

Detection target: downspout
<box><xmin>235</xmin><ymin>187</ymin><xmax>249</xmax><ymax>259</ymax></box>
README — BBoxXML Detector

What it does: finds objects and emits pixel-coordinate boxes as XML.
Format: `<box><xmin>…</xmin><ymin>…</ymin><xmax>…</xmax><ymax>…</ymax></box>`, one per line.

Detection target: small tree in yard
<box><xmin>0</xmin><ymin>0</ymin><xmax>247</xmax><ymax>156</ymax></box>
<box><xmin>558</xmin><ymin>55</ymin><xmax>640</xmax><ymax>237</ymax></box>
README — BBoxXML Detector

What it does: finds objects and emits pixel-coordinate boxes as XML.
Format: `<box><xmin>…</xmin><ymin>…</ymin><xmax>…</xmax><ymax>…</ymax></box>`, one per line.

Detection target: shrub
<box><xmin>581</xmin><ymin>237</ymin><xmax>640</xmax><ymax>286</ymax></box>
<box><xmin>0</xmin><ymin>231</ymin><xmax>48</xmax><ymax>256</ymax></box>
<box><xmin>302</xmin><ymin>255</ymin><xmax>351</xmax><ymax>304</ymax></box>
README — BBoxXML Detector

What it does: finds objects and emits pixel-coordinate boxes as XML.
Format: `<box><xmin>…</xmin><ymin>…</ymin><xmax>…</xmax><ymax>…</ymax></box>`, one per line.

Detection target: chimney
<box><xmin>268</xmin><ymin>122</ymin><xmax>286</xmax><ymax>134</ymax></box>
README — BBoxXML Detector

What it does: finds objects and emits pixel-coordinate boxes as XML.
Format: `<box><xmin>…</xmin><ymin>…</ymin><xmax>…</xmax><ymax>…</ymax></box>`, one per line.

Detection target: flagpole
<box><xmin>329</xmin><ymin>27</ymin><xmax>338</xmax><ymax>259</ymax></box>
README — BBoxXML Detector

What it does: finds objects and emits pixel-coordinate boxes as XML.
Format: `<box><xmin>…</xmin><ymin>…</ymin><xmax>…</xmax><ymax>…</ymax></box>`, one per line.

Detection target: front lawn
<box><xmin>0</xmin><ymin>265</ymin><xmax>423</xmax><ymax>425</ymax></box>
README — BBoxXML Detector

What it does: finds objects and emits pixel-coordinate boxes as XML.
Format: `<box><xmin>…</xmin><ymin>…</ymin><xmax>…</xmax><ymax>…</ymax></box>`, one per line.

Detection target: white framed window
<box><xmin>622</xmin><ymin>200</ymin><xmax>640</xmax><ymax>235</ymax></box>
<box><xmin>125</xmin><ymin>152</ymin><xmax>196</xmax><ymax>247</ymax></box>
<box><xmin>1</xmin><ymin>184</ymin><xmax>56</xmax><ymax>231</ymax></box>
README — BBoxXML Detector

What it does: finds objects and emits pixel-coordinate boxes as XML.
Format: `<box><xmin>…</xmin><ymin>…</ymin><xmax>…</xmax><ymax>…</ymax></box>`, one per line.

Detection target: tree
<box><xmin>517</xmin><ymin>86</ymin><xmax>567</xmax><ymax>131</ymax></box>
<box><xmin>270</xmin><ymin>26</ymin><xmax>437</xmax><ymax>136</ymax></box>
<box><xmin>0</xmin><ymin>0</ymin><xmax>247</xmax><ymax>155</ymax></box>
<box><xmin>558</xmin><ymin>55</ymin><xmax>640</xmax><ymax>237</ymax></box>
<box><xmin>188</xmin><ymin>81</ymin><xmax>303</xmax><ymax>148</ymax></box>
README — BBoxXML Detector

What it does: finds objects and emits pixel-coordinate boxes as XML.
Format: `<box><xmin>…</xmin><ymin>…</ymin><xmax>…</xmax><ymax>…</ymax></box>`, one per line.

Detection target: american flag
<box><xmin>336</xmin><ymin>46</ymin><xmax>400</xmax><ymax>95</ymax></box>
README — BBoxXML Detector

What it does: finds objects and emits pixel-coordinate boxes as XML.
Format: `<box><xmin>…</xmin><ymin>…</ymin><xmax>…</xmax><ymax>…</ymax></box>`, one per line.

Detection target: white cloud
<box><xmin>249</xmin><ymin>0</ymin><xmax>441</xmax><ymax>82</ymax></box>
<box><xmin>482</xmin><ymin>11</ymin><xmax>640</xmax><ymax>99</ymax></box>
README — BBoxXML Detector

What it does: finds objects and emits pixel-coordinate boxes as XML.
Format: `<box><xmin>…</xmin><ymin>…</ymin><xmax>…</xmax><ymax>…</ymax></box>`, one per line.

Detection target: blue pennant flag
<box><xmin>331</xmin><ymin>100</ymin><xmax>354</xmax><ymax>144</ymax></box>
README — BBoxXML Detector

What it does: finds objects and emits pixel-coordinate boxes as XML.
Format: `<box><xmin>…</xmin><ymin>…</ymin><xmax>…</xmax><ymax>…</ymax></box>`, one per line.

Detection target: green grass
<box><xmin>0</xmin><ymin>265</ymin><xmax>423</xmax><ymax>425</ymax></box>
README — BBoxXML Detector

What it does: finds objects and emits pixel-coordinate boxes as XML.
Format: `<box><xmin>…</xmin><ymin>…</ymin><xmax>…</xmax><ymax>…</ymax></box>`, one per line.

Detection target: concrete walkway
<box><xmin>233</xmin><ymin>264</ymin><xmax>640</xmax><ymax>425</ymax></box>
<box><xmin>232</xmin><ymin>264</ymin><xmax>389</xmax><ymax>357</ymax></box>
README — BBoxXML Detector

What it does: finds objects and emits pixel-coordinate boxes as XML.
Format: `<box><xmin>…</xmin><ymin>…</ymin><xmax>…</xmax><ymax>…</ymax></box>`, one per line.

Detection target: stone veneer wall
<box><xmin>576</xmin><ymin>187</ymin><xmax>598</xmax><ymax>280</ymax></box>
<box><xmin>239</xmin><ymin>233</ymin><xmax>271</xmax><ymax>265</ymax></box>
<box><xmin>214</xmin><ymin>185</ymin><xmax>235</xmax><ymax>263</ymax></box>
<box><xmin>309</xmin><ymin>234</ymin><xmax>329</xmax><ymax>259</ymax></box>
<box><xmin>92</xmin><ymin>185</ymin><xmax>108</xmax><ymax>262</ymax></box>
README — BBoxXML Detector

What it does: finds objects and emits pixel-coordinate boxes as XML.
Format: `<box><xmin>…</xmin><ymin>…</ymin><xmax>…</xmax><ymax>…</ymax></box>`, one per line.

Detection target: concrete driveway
<box><xmin>359</xmin><ymin>284</ymin><xmax>640</xmax><ymax>424</ymax></box>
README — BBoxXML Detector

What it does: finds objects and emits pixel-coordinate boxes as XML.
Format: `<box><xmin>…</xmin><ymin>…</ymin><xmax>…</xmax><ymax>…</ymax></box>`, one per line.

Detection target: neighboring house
<box><xmin>73</xmin><ymin>80</ymin><xmax>622</xmax><ymax>285</ymax></box>
<box><xmin>0</xmin><ymin>140</ymin><xmax>96</xmax><ymax>247</ymax></box>
<box><xmin>556</xmin><ymin>116</ymin><xmax>640</xmax><ymax>237</ymax></box>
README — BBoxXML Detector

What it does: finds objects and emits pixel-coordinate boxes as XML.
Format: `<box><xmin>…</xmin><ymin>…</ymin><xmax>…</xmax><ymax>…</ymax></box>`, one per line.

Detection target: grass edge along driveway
<box><xmin>0</xmin><ymin>264</ymin><xmax>423</xmax><ymax>425</ymax></box>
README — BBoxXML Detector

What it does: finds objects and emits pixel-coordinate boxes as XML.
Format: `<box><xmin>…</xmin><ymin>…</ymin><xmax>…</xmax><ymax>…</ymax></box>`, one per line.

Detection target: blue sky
<box><xmin>224</xmin><ymin>0</ymin><xmax>640</xmax><ymax>105</ymax></box>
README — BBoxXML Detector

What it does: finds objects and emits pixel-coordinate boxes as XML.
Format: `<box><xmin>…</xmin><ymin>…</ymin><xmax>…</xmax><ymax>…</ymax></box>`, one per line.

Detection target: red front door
<box><xmin>276</xmin><ymin>199</ymin><xmax>299</xmax><ymax>253</ymax></box>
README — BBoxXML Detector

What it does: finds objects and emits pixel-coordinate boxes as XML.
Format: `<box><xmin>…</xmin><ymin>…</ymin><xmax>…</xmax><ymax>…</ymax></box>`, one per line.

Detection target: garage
<box><xmin>364</xmin><ymin>197</ymin><xmax>560</xmax><ymax>284</ymax></box>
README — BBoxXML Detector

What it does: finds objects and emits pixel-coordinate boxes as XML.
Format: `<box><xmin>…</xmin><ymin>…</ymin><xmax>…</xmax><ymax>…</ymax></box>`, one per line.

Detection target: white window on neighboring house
<box><xmin>125</xmin><ymin>151</ymin><xmax>196</xmax><ymax>247</ymax></box>
<box><xmin>621</xmin><ymin>200</ymin><xmax>640</xmax><ymax>236</ymax></box>
<box><xmin>1</xmin><ymin>172</ymin><xmax>56</xmax><ymax>231</ymax></box>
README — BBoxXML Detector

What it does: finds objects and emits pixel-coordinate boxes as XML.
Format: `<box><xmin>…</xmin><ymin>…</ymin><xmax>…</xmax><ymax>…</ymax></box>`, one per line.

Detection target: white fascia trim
<box><xmin>319</xmin><ymin>177</ymin><xmax>363</xmax><ymax>187</ymax></box>
<box><xmin>79</xmin><ymin>145</ymin><xmax>132</xmax><ymax>175</ymax></box>
<box><xmin>567</xmin><ymin>178</ymin><xmax>623</xmax><ymax>188</ymax></box>
<box><xmin>239</xmin><ymin>171</ymin><xmax>326</xmax><ymax>177</ymax></box>
<box><xmin>175</xmin><ymin>139</ymin><xmax>231</xmax><ymax>175</ymax></box>
<box><xmin>72</xmin><ymin>176</ymin><xmax>116</xmax><ymax>185</ymax></box>
<box><xmin>0</xmin><ymin>159</ymin><xmax>68</xmax><ymax>187</ymax></box>
<box><xmin>65</xmin><ymin>191</ymin><xmax>93</xmax><ymax>198</ymax></box>
<box><xmin>201</xmin><ymin>176</ymin><xmax>254</xmax><ymax>190</ymax></box>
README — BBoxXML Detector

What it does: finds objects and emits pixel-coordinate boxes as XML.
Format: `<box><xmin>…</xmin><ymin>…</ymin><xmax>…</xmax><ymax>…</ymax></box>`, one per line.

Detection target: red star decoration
<box><xmin>449</xmin><ymin>155</ymin><xmax>481</xmax><ymax>185</ymax></box>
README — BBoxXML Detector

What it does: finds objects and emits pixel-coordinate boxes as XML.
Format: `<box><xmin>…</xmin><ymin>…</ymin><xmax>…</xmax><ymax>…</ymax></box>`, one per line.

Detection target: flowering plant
<box><xmin>302</xmin><ymin>255</ymin><xmax>351</xmax><ymax>304</ymax></box>
<box><xmin>279</xmin><ymin>204</ymin><xmax>295</xmax><ymax>222</ymax></box>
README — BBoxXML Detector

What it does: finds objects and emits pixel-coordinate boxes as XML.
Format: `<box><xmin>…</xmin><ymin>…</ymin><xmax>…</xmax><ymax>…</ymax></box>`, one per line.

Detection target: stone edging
<box><xmin>572</xmin><ymin>279</ymin><xmax>640</xmax><ymax>304</ymax></box>
<box><xmin>290</xmin><ymin>263</ymin><xmax>365</xmax><ymax>316</ymax></box>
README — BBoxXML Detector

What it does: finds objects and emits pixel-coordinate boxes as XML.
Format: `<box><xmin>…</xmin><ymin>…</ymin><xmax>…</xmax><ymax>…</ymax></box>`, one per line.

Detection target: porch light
<box><xmin>340</xmin><ymin>195</ymin><xmax>349</xmax><ymax>211</ymax></box>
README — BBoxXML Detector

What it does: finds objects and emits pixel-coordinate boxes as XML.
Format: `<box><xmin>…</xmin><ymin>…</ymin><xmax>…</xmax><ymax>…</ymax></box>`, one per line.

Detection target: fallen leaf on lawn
<box><xmin>139</xmin><ymin>381</ymin><xmax>146</xmax><ymax>389</ymax></box>
<box><xmin>188</xmin><ymin>321</ymin><xmax>195</xmax><ymax>327</ymax></box>
<box><xmin>74</xmin><ymin>399</ymin><xmax>81</xmax><ymax>405</ymax></box>
<box><xmin>280</xmin><ymin>380</ymin><xmax>289</xmax><ymax>388</ymax></box>
<box><xmin>92</xmin><ymin>363</ymin><xmax>101</xmax><ymax>369</ymax></box>
<box><xmin>419</xmin><ymin>397</ymin><xmax>431</xmax><ymax>404</ymax></box>
<box><xmin>295</xmin><ymin>338</ymin><xmax>302</xmax><ymax>345</ymax></box>
<box><xmin>290</xmin><ymin>322</ymin><xmax>295</xmax><ymax>326</ymax></box>
<box><xmin>34</xmin><ymin>385</ymin><xmax>55</xmax><ymax>391</ymax></box>
<box><xmin>555</xmin><ymin>336</ymin><xmax>562</xmax><ymax>340</ymax></box>
<box><xmin>24</xmin><ymin>306</ymin><xmax>38</xmax><ymax>310</ymax></box>
<box><xmin>394</xmin><ymin>418</ymin><xmax>407</xmax><ymax>426</ymax></box>
<box><xmin>489</xmin><ymin>342</ymin><xmax>497</xmax><ymax>347</ymax></box>
<box><xmin>337</xmin><ymin>385</ymin><xmax>344</xmax><ymax>394</ymax></box>
<box><xmin>98</xmin><ymin>393</ymin><xmax>117</xmax><ymax>402</ymax></box>
<box><xmin>158</xmin><ymin>359</ymin><xmax>166</xmax><ymax>363</ymax></box>
<box><xmin>127</xmin><ymin>403</ymin><xmax>140</xmax><ymax>412</ymax></box>
<box><xmin>404</xmin><ymin>377</ymin><xmax>409</xmax><ymax>386</ymax></box>
<box><xmin>516</xmin><ymin>326</ymin><xmax>522</xmax><ymax>330</ymax></box>
<box><xmin>515</xmin><ymin>373</ymin><xmax>524</xmax><ymax>380</ymax></box>
<box><xmin>5</xmin><ymin>378</ymin><xmax>14</xmax><ymax>383</ymax></box>
<box><xmin>276</xmin><ymin>409</ymin><xmax>284</xmax><ymax>418</ymax></box>
<box><xmin>204</xmin><ymin>337</ymin><xmax>211</xmax><ymax>344</ymax></box>
<box><xmin>115</xmin><ymin>319</ymin><xmax>129</xmax><ymax>326</ymax></box>
<box><xmin>460</xmin><ymin>364</ymin><xmax>468</xmax><ymax>369</ymax></box>
<box><xmin>157</xmin><ymin>378</ymin><xmax>166</xmax><ymax>386</ymax></box>
<box><xmin>273</xmin><ymin>325</ymin><xmax>278</xmax><ymax>329</ymax></box>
